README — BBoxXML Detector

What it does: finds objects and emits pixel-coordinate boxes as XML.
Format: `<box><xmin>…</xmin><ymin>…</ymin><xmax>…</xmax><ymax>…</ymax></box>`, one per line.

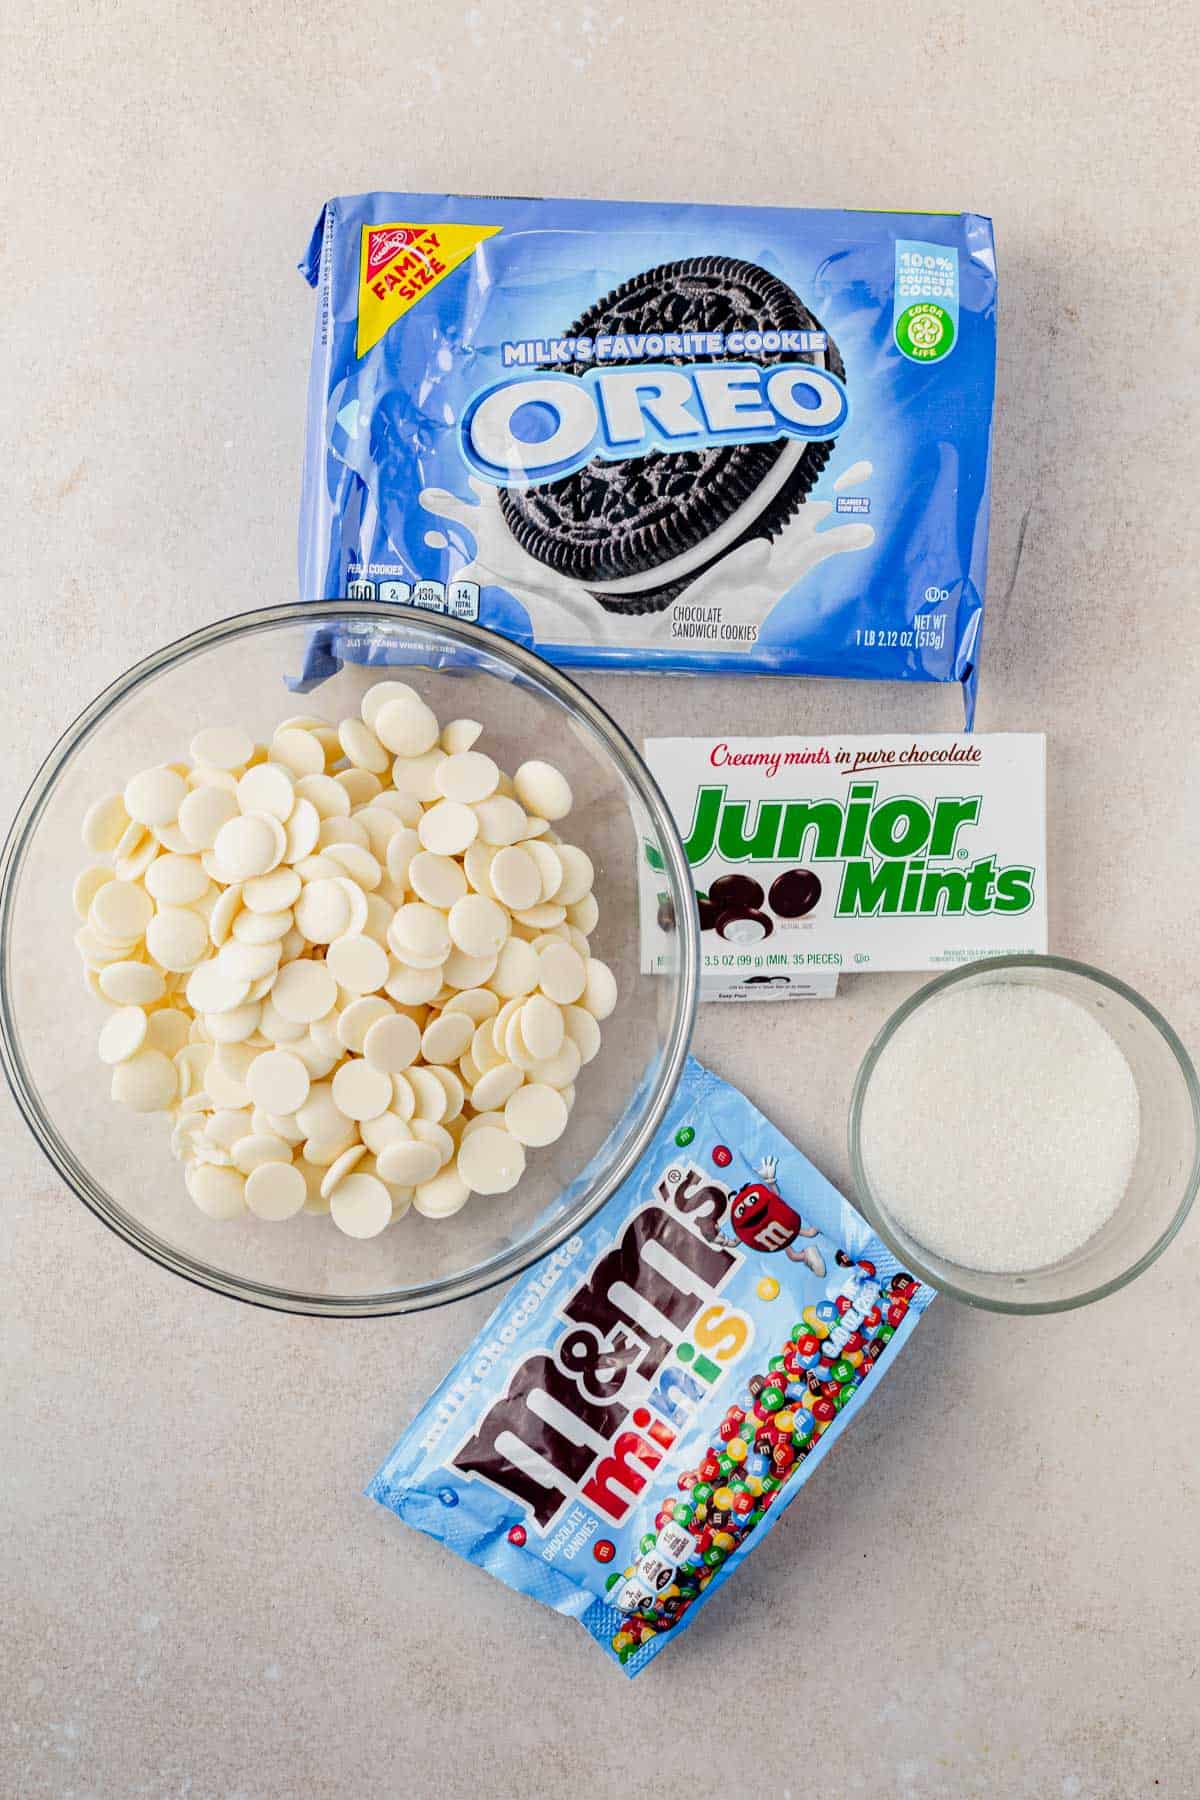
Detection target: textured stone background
<box><xmin>2</xmin><ymin>3</ymin><xmax>1198</xmax><ymax>1795</ymax></box>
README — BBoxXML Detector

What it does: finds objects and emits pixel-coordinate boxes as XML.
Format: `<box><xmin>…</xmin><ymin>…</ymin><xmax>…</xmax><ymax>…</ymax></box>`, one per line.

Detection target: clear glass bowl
<box><xmin>0</xmin><ymin>603</ymin><xmax>698</xmax><ymax>1316</ymax></box>
<box><xmin>848</xmin><ymin>955</ymin><xmax>1200</xmax><ymax>1313</ymax></box>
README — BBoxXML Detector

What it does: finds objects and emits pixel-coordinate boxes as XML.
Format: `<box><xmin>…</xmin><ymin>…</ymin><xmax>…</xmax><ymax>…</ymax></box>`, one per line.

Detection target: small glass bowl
<box><xmin>848</xmin><ymin>955</ymin><xmax>1200</xmax><ymax>1313</ymax></box>
<box><xmin>0</xmin><ymin>603</ymin><xmax>699</xmax><ymax>1317</ymax></box>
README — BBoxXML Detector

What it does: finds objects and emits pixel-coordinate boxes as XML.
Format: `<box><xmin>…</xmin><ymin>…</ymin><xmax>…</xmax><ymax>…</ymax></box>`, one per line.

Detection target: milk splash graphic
<box><xmin>416</xmin><ymin>465</ymin><xmax>876</xmax><ymax>651</ymax></box>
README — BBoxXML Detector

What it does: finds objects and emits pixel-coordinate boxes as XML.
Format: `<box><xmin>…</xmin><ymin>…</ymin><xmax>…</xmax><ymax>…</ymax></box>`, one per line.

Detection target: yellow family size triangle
<box><xmin>357</xmin><ymin>221</ymin><xmax>501</xmax><ymax>357</ymax></box>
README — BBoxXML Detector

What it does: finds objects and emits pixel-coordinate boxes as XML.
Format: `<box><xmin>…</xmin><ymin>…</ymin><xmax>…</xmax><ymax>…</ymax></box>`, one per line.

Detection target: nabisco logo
<box><xmin>366</xmin><ymin>226</ymin><xmax>422</xmax><ymax>275</ymax></box>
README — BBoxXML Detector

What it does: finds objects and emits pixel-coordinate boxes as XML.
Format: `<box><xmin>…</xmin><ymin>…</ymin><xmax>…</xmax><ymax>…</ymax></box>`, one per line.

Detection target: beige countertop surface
<box><xmin>3</xmin><ymin>4</ymin><xmax>1198</xmax><ymax>1796</ymax></box>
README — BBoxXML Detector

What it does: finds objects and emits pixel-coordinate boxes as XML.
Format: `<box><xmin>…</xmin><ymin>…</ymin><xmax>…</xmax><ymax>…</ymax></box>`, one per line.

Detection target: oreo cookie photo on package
<box><xmin>496</xmin><ymin>256</ymin><xmax>846</xmax><ymax>618</ymax></box>
<box><xmin>298</xmin><ymin>195</ymin><xmax>997</xmax><ymax>719</ymax></box>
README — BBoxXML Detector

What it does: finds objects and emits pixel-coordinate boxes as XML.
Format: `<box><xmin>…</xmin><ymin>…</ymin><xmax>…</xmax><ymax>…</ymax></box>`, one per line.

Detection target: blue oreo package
<box><xmin>298</xmin><ymin>195</ymin><xmax>997</xmax><ymax>722</ymax></box>
<box><xmin>367</xmin><ymin>1057</ymin><xmax>932</xmax><ymax>1675</ymax></box>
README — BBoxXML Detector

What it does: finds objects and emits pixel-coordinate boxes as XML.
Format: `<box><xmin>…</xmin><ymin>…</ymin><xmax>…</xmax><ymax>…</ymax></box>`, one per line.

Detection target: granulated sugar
<box><xmin>860</xmin><ymin>983</ymin><xmax>1140</xmax><ymax>1272</ymax></box>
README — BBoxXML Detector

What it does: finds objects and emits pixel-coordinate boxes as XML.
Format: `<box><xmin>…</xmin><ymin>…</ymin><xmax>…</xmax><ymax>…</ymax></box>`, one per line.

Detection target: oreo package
<box><xmin>298</xmin><ymin>195</ymin><xmax>997</xmax><ymax>719</ymax></box>
<box><xmin>367</xmin><ymin>1057</ymin><xmax>932</xmax><ymax>1675</ymax></box>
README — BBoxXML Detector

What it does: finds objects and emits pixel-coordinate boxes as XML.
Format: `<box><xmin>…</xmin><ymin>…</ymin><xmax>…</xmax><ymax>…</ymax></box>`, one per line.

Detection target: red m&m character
<box><xmin>729</xmin><ymin>1175</ymin><xmax>804</xmax><ymax>1252</ymax></box>
<box><xmin>715</xmin><ymin>1155</ymin><xmax>825</xmax><ymax>1274</ymax></box>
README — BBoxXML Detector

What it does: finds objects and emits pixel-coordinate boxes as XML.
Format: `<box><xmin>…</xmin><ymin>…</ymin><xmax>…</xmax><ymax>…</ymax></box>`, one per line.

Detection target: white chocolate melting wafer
<box><xmin>73</xmin><ymin>682</ymin><xmax>612</xmax><ymax>1240</ymax></box>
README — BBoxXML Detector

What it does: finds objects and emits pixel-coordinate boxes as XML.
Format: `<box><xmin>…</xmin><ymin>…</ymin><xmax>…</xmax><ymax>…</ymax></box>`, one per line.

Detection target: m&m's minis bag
<box><xmin>368</xmin><ymin>1058</ymin><xmax>932</xmax><ymax>1674</ymax></box>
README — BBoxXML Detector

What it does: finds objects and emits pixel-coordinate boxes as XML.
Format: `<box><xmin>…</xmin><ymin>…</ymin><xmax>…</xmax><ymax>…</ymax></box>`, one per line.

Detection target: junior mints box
<box><xmin>640</xmin><ymin>734</ymin><xmax>1047</xmax><ymax>988</ymax></box>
